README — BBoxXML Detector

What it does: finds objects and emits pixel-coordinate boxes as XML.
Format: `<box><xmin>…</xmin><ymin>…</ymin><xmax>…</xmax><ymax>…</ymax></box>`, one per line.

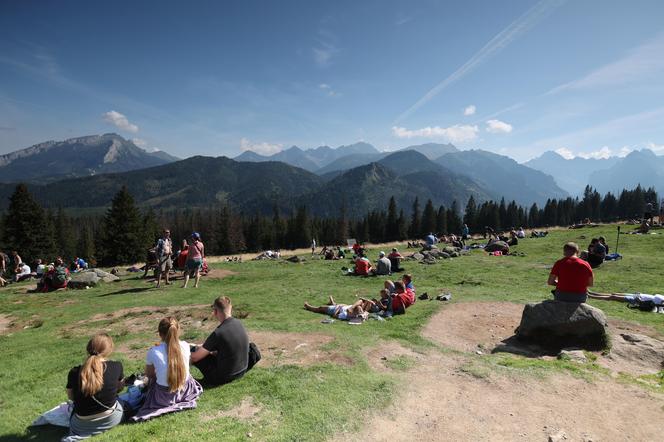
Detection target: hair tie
<box><xmin>90</xmin><ymin>351</ymin><xmax>99</xmax><ymax>356</ymax></box>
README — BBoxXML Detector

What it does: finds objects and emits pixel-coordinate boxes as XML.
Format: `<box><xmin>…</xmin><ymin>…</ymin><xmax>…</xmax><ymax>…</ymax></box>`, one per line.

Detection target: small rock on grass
<box><xmin>558</xmin><ymin>349</ymin><xmax>587</xmax><ymax>363</ymax></box>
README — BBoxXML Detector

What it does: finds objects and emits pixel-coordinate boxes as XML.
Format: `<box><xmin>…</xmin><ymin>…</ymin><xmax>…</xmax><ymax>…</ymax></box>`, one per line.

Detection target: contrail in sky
<box><xmin>395</xmin><ymin>0</ymin><xmax>566</xmax><ymax>123</ymax></box>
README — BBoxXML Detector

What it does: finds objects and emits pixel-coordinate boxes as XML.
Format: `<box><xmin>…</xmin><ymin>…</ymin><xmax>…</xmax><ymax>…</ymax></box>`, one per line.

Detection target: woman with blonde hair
<box><xmin>64</xmin><ymin>333</ymin><xmax>124</xmax><ymax>441</ymax></box>
<box><xmin>131</xmin><ymin>317</ymin><xmax>203</xmax><ymax>421</ymax></box>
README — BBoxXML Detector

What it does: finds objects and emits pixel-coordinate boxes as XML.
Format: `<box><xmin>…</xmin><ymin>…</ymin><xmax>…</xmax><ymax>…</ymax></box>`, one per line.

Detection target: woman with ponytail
<box><xmin>63</xmin><ymin>333</ymin><xmax>124</xmax><ymax>441</ymax></box>
<box><xmin>132</xmin><ymin>317</ymin><xmax>203</xmax><ymax>421</ymax></box>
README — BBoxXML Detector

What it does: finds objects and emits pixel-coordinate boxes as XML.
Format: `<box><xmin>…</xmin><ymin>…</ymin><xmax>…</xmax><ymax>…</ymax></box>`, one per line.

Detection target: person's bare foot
<box><xmin>328</xmin><ymin>295</ymin><xmax>335</xmax><ymax>305</ymax></box>
<box><xmin>304</xmin><ymin>302</ymin><xmax>313</xmax><ymax>311</ymax></box>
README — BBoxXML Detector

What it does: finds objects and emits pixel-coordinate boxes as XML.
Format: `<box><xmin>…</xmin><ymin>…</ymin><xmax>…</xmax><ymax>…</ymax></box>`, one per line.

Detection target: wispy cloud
<box><xmin>318</xmin><ymin>83</ymin><xmax>338</xmax><ymax>97</ymax></box>
<box><xmin>486</xmin><ymin>119</ymin><xmax>512</xmax><ymax>134</ymax></box>
<box><xmin>463</xmin><ymin>105</ymin><xmax>476</xmax><ymax>116</ymax></box>
<box><xmin>392</xmin><ymin>124</ymin><xmax>479</xmax><ymax>143</ymax></box>
<box><xmin>103</xmin><ymin>111</ymin><xmax>139</xmax><ymax>133</ymax></box>
<box><xmin>240</xmin><ymin>137</ymin><xmax>283</xmax><ymax>156</ymax></box>
<box><xmin>131</xmin><ymin>138</ymin><xmax>147</xmax><ymax>148</ymax></box>
<box><xmin>395</xmin><ymin>0</ymin><xmax>566</xmax><ymax>122</ymax></box>
<box><xmin>312</xmin><ymin>29</ymin><xmax>339</xmax><ymax>68</ymax></box>
<box><xmin>547</xmin><ymin>32</ymin><xmax>664</xmax><ymax>95</ymax></box>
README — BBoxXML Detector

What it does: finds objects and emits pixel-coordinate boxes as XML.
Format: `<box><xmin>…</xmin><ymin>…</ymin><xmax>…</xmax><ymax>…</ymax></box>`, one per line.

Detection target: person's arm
<box><xmin>190</xmin><ymin>346</ymin><xmax>211</xmax><ymax>363</ymax></box>
<box><xmin>547</xmin><ymin>273</ymin><xmax>557</xmax><ymax>286</ymax></box>
<box><xmin>66</xmin><ymin>388</ymin><xmax>73</xmax><ymax>400</ymax></box>
<box><xmin>144</xmin><ymin>364</ymin><xmax>156</xmax><ymax>384</ymax></box>
<box><xmin>587</xmin><ymin>274</ymin><xmax>593</xmax><ymax>288</ymax></box>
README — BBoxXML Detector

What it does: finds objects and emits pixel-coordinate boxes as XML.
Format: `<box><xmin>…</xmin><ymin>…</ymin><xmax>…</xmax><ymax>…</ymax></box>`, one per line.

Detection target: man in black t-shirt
<box><xmin>191</xmin><ymin>296</ymin><xmax>252</xmax><ymax>386</ymax></box>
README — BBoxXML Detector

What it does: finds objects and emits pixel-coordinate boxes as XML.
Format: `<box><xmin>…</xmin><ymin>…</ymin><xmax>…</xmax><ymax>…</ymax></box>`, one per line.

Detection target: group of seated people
<box><xmin>350</xmin><ymin>248</ymin><xmax>404</xmax><ymax>276</ymax></box>
<box><xmin>305</xmin><ymin>273</ymin><xmax>417</xmax><ymax>320</ymax></box>
<box><xmin>322</xmin><ymin>246</ymin><xmax>345</xmax><ymax>260</ymax></box>
<box><xmin>0</xmin><ymin>251</ymin><xmax>76</xmax><ymax>289</ymax></box>
<box><xmin>62</xmin><ymin>296</ymin><xmax>259</xmax><ymax>441</ymax></box>
<box><xmin>578</xmin><ymin>236</ymin><xmax>612</xmax><ymax>268</ymax></box>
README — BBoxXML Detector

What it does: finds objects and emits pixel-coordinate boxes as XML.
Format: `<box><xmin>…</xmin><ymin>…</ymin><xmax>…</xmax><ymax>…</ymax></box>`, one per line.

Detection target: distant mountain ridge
<box><xmin>526</xmin><ymin>149</ymin><xmax>664</xmax><ymax>195</ymax></box>
<box><xmin>0</xmin><ymin>133</ymin><xmax>178</xmax><ymax>183</ymax></box>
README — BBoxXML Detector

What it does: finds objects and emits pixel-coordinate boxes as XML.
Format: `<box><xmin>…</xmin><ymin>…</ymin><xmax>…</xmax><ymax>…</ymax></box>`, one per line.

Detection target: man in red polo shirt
<box><xmin>548</xmin><ymin>242</ymin><xmax>594</xmax><ymax>302</ymax></box>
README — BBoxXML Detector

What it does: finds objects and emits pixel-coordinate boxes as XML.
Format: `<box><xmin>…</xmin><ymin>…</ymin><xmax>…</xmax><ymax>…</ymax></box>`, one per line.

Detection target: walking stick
<box><xmin>615</xmin><ymin>225</ymin><xmax>620</xmax><ymax>254</ymax></box>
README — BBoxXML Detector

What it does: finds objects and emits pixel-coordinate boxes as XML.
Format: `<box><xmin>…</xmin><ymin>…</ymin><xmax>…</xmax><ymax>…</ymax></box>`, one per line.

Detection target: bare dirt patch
<box><xmin>0</xmin><ymin>313</ymin><xmax>15</xmax><ymax>335</ymax></box>
<box><xmin>250</xmin><ymin>331</ymin><xmax>352</xmax><ymax>367</ymax></box>
<box><xmin>340</xmin><ymin>347</ymin><xmax>664</xmax><ymax>442</ymax></box>
<box><xmin>61</xmin><ymin>304</ymin><xmax>213</xmax><ymax>338</ymax></box>
<box><xmin>366</xmin><ymin>341</ymin><xmax>426</xmax><ymax>373</ymax></box>
<box><xmin>201</xmin><ymin>397</ymin><xmax>263</xmax><ymax>422</ymax></box>
<box><xmin>422</xmin><ymin>301</ymin><xmax>664</xmax><ymax>375</ymax></box>
<box><xmin>422</xmin><ymin>301</ymin><xmax>523</xmax><ymax>353</ymax></box>
<box><xmin>204</xmin><ymin>268</ymin><xmax>237</xmax><ymax>280</ymax></box>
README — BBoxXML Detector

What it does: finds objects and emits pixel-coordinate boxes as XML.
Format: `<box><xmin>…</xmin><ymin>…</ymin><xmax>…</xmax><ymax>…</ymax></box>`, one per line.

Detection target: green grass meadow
<box><xmin>1</xmin><ymin>226</ymin><xmax>663</xmax><ymax>441</ymax></box>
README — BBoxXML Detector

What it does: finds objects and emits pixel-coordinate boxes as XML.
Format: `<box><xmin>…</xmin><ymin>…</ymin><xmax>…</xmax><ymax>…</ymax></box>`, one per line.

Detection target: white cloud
<box><xmin>463</xmin><ymin>105</ymin><xmax>476</xmax><ymax>116</ymax></box>
<box><xmin>131</xmin><ymin>138</ymin><xmax>147</xmax><ymax>148</ymax></box>
<box><xmin>486</xmin><ymin>119</ymin><xmax>513</xmax><ymax>134</ymax></box>
<box><xmin>395</xmin><ymin>0</ymin><xmax>565</xmax><ymax>122</ymax></box>
<box><xmin>312</xmin><ymin>29</ymin><xmax>339</xmax><ymax>68</ymax></box>
<box><xmin>391</xmin><ymin>124</ymin><xmax>479</xmax><ymax>143</ymax></box>
<box><xmin>318</xmin><ymin>83</ymin><xmax>337</xmax><ymax>96</ymax></box>
<box><xmin>554</xmin><ymin>147</ymin><xmax>575</xmax><ymax>160</ymax></box>
<box><xmin>554</xmin><ymin>146</ymin><xmax>634</xmax><ymax>159</ymax></box>
<box><xmin>103</xmin><ymin>110</ymin><xmax>138</xmax><ymax>133</ymax></box>
<box><xmin>240</xmin><ymin>137</ymin><xmax>283</xmax><ymax>156</ymax></box>
<box><xmin>646</xmin><ymin>142</ymin><xmax>664</xmax><ymax>154</ymax></box>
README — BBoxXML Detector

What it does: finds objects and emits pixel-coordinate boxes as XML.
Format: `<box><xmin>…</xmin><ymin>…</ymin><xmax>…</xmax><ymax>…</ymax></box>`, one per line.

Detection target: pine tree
<box><xmin>55</xmin><ymin>207</ymin><xmax>77</xmax><ymax>261</ymax></box>
<box><xmin>436</xmin><ymin>205</ymin><xmax>448</xmax><ymax>234</ymax></box>
<box><xmin>463</xmin><ymin>196</ymin><xmax>478</xmax><ymax>231</ymax></box>
<box><xmin>98</xmin><ymin>186</ymin><xmax>147</xmax><ymax>265</ymax></box>
<box><xmin>408</xmin><ymin>197</ymin><xmax>421</xmax><ymax>239</ymax></box>
<box><xmin>385</xmin><ymin>197</ymin><xmax>399</xmax><ymax>241</ymax></box>
<box><xmin>2</xmin><ymin>184</ymin><xmax>55</xmax><ymax>263</ymax></box>
<box><xmin>421</xmin><ymin>199</ymin><xmax>437</xmax><ymax>236</ymax></box>
<box><xmin>446</xmin><ymin>200</ymin><xmax>462</xmax><ymax>234</ymax></box>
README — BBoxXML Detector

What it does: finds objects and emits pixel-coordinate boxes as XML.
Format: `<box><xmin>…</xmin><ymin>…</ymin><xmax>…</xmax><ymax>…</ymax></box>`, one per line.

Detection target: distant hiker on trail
<box><xmin>547</xmin><ymin>242</ymin><xmax>593</xmax><ymax>303</ymax></box>
<box><xmin>462</xmin><ymin>224</ymin><xmax>470</xmax><ymax>240</ymax></box>
<box><xmin>182</xmin><ymin>232</ymin><xmax>204</xmax><ymax>289</ymax></box>
<box><xmin>190</xmin><ymin>296</ymin><xmax>259</xmax><ymax>387</ymax></box>
<box><xmin>155</xmin><ymin>229</ymin><xmax>173</xmax><ymax>288</ymax></box>
<box><xmin>373</xmin><ymin>251</ymin><xmax>391</xmax><ymax>275</ymax></box>
<box><xmin>311</xmin><ymin>239</ymin><xmax>316</xmax><ymax>256</ymax></box>
<box><xmin>63</xmin><ymin>333</ymin><xmax>124</xmax><ymax>442</ymax></box>
<box><xmin>644</xmin><ymin>201</ymin><xmax>654</xmax><ymax>225</ymax></box>
<box><xmin>131</xmin><ymin>317</ymin><xmax>203</xmax><ymax>422</ymax></box>
<box><xmin>304</xmin><ymin>295</ymin><xmax>371</xmax><ymax>321</ymax></box>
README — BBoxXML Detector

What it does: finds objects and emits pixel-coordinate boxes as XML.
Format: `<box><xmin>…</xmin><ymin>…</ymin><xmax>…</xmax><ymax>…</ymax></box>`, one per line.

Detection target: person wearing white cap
<box><xmin>374</xmin><ymin>251</ymin><xmax>392</xmax><ymax>276</ymax></box>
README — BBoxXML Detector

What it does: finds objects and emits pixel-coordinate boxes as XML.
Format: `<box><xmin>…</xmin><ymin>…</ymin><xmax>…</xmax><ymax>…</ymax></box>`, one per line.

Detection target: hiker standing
<box><xmin>182</xmin><ymin>232</ymin><xmax>204</xmax><ymax>289</ymax></box>
<box><xmin>311</xmin><ymin>238</ymin><xmax>316</xmax><ymax>256</ymax></box>
<box><xmin>156</xmin><ymin>229</ymin><xmax>173</xmax><ymax>288</ymax></box>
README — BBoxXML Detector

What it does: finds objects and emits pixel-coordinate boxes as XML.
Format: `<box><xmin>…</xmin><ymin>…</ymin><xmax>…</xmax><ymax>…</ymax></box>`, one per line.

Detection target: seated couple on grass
<box><xmin>305</xmin><ymin>274</ymin><xmax>416</xmax><ymax>319</ymax></box>
<box><xmin>63</xmin><ymin>296</ymin><xmax>259</xmax><ymax>441</ymax></box>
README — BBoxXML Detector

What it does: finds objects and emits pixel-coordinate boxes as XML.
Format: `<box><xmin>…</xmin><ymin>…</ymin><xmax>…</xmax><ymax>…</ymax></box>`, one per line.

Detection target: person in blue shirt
<box><xmin>72</xmin><ymin>257</ymin><xmax>88</xmax><ymax>272</ymax></box>
<box><xmin>424</xmin><ymin>233</ymin><xmax>438</xmax><ymax>249</ymax></box>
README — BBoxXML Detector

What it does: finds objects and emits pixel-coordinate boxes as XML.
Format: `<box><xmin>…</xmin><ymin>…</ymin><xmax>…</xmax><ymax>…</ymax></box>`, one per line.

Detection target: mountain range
<box><xmin>4</xmin><ymin>133</ymin><xmax>662</xmax><ymax>216</ymax></box>
<box><xmin>0</xmin><ymin>134</ymin><xmax>179</xmax><ymax>183</ymax></box>
<box><xmin>525</xmin><ymin>149</ymin><xmax>663</xmax><ymax>196</ymax></box>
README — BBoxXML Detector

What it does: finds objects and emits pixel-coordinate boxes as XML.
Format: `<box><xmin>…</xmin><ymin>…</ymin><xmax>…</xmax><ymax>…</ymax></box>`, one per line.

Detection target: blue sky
<box><xmin>1</xmin><ymin>0</ymin><xmax>664</xmax><ymax>161</ymax></box>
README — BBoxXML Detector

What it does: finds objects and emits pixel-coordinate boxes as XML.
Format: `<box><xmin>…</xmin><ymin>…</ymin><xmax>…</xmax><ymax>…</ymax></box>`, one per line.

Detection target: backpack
<box><xmin>628</xmin><ymin>299</ymin><xmax>657</xmax><ymax>312</ymax></box>
<box><xmin>54</xmin><ymin>266</ymin><xmax>68</xmax><ymax>285</ymax></box>
<box><xmin>247</xmin><ymin>342</ymin><xmax>261</xmax><ymax>370</ymax></box>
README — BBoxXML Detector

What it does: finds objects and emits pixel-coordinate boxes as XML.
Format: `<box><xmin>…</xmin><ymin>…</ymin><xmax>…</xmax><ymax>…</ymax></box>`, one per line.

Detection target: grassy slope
<box><xmin>0</xmin><ymin>225</ymin><xmax>663</xmax><ymax>440</ymax></box>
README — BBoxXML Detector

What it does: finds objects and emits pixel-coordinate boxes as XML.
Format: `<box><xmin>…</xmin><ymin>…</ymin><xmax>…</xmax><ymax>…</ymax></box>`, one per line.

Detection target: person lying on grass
<box><xmin>190</xmin><ymin>296</ymin><xmax>257</xmax><ymax>387</ymax></box>
<box><xmin>304</xmin><ymin>296</ymin><xmax>373</xmax><ymax>320</ymax></box>
<box><xmin>131</xmin><ymin>317</ymin><xmax>203</xmax><ymax>422</ymax></box>
<box><xmin>63</xmin><ymin>333</ymin><xmax>124</xmax><ymax>442</ymax></box>
<box><xmin>588</xmin><ymin>291</ymin><xmax>664</xmax><ymax>305</ymax></box>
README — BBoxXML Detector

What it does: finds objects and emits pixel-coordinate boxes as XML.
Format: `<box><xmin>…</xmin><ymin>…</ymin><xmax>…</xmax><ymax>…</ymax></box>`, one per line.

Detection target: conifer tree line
<box><xmin>0</xmin><ymin>183</ymin><xmax>658</xmax><ymax>266</ymax></box>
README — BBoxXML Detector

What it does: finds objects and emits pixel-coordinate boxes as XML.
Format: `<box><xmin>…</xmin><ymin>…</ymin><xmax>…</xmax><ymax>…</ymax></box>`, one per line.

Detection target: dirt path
<box><xmin>338</xmin><ymin>302</ymin><xmax>664</xmax><ymax>441</ymax></box>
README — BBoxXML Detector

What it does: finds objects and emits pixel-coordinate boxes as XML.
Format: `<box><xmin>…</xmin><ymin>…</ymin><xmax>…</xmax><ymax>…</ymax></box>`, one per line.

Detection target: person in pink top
<box><xmin>183</xmin><ymin>232</ymin><xmax>205</xmax><ymax>288</ymax></box>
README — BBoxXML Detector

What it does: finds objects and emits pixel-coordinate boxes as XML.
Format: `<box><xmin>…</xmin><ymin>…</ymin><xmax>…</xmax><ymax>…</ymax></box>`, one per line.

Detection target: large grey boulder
<box><xmin>485</xmin><ymin>241</ymin><xmax>510</xmax><ymax>253</ymax></box>
<box><xmin>68</xmin><ymin>271</ymin><xmax>101</xmax><ymax>289</ymax></box>
<box><xmin>89</xmin><ymin>269</ymin><xmax>119</xmax><ymax>283</ymax></box>
<box><xmin>516</xmin><ymin>300</ymin><xmax>609</xmax><ymax>350</ymax></box>
<box><xmin>442</xmin><ymin>246</ymin><xmax>459</xmax><ymax>254</ymax></box>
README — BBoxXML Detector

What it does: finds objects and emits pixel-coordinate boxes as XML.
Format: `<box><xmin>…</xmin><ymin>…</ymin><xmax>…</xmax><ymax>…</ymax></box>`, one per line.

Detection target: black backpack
<box><xmin>247</xmin><ymin>342</ymin><xmax>261</xmax><ymax>370</ymax></box>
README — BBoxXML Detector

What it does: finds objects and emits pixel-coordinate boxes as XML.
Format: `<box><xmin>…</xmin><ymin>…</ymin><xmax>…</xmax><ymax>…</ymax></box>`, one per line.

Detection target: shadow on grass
<box><xmin>98</xmin><ymin>287</ymin><xmax>154</xmax><ymax>297</ymax></box>
<box><xmin>0</xmin><ymin>425</ymin><xmax>67</xmax><ymax>441</ymax></box>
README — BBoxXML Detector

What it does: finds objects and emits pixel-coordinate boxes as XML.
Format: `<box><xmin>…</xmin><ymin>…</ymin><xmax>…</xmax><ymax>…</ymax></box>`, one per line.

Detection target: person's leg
<box><xmin>182</xmin><ymin>269</ymin><xmax>191</xmax><ymax>288</ymax></box>
<box><xmin>327</xmin><ymin>296</ymin><xmax>335</xmax><ymax>305</ymax></box>
<box><xmin>304</xmin><ymin>302</ymin><xmax>330</xmax><ymax>314</ymax></box>
<box><xmin>192</xmin><ymin>354</ymin><xmax>221</xmax><ymax>385</ymax></box>
<box><xmin>194</xmin><ymin>267</ymin><xmax>201</xmax><ymax>288</ymax></box>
